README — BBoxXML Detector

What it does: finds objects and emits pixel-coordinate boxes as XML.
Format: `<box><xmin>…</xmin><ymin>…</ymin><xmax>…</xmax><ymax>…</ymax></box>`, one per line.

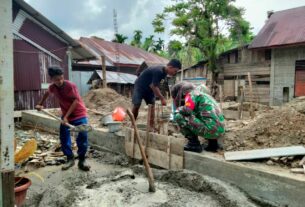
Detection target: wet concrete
<box><xmin>24</xmin><ymin>150</ymin><xmax>263</xmax><ymax>207</ymax></box>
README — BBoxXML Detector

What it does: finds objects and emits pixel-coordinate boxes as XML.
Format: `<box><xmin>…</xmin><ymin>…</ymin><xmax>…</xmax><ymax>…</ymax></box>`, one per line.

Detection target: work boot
<box><xmin>78</xmin><ymin>157</ymin><xmax>90</xmax><ymax>171</ymax></box>
<box><xmin>184</xmin><ymin>135</ymin><xmax>203</xmax><ymax>153</ymax></box>
<box><xmin>62</xmin><ymin>156</ymin><xmax>75</xmax><ymax>171</ymax></box>
<box><xmin>204</xmin><ymin>139</ymin><xmax>219</xmax><ymax>152</ymax></box>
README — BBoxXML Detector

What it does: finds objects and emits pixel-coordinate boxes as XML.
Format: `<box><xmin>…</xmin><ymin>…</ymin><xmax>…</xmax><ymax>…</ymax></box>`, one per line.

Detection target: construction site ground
<box><xmin>15</xmin><ymin>88</ymin><xmax>305</xmax><ymax>207</ymax></box>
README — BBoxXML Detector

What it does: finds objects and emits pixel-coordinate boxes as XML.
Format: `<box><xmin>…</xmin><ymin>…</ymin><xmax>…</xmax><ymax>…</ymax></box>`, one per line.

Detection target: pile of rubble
<box><xmin>15</xmin><ymin>129</ymin><xmax>67</xmax><ymax>168</ymax></box>
<box><xmin>224</xmin><ymin>97</ymin><xmax>305</xmax><ymax>153</ymax></box>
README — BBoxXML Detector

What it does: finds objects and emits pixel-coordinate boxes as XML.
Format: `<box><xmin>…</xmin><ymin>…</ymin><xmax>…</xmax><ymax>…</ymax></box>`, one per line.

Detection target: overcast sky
<box><xmin>25</xmin><ymin>0</ymin><xmax>305</xmax><ymax>43</ymax></box>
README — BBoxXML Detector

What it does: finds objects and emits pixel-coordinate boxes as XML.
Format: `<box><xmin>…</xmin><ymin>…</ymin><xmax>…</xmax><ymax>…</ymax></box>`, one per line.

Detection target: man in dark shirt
<box><xmin>132</xmin><ymin>59</ymin><xmax>181</xmax><ymax>129</ymax></box>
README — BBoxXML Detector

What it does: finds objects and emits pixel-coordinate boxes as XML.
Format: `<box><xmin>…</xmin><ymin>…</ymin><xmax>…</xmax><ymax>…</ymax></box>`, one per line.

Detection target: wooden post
<box><xmin>66</xmin><ymin>46</ymin><xmax>73</xmax><ymax>81</ymax></box>
<box><xmin>0</xmin><ymin>1</ymin><xmax>15</xmax><ymax>206</ymax></box>
<box><xmin>238</xmin><ymin>87</ymin><xmax>244</xmax><ymax>120</ymax></box>
<box><xmin>247</xmin><ymin>72</ymin><xmax>255</xmax><ymax>119</ymax></box>
<box><xmin>145</xmin><ymin>105</ymin><xmax>152</xmax><ymax>157</ymax></box>
<box><xmin>101</xmin><ymin>55</ymin><xmax>107</xmax><ymax>88</ymax></box>
<box><xmin>219</xmin><ymin>85</ymin><xmax>223</xmax><ymax>110</ymax></box>
<box><xmin>126</xmin><ymin>110</ymin><xmax>156</xmax><ymax>192</ymax></box>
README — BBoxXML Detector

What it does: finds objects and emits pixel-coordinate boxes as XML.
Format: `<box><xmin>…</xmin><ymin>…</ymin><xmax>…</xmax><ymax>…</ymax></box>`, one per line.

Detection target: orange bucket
<box><xmin>112</xmin><ymin>107</ymin><xmax>126</xmax><ymax>121</ymax></box>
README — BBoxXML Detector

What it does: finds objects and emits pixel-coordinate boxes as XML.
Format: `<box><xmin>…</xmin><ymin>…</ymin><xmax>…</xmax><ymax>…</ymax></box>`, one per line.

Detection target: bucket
<box><xmin>15</xmin><ymin>177</ymin><xmax>32</xmax><ymax>207</ymax></box>
<box><xmin>112</xmin><ymin>107</ymin><xmax>126</xmax><ymax>121</ymax></box>
<box><xmin>107</xmin><ymin>122</ymin><xmax>122</xmax><ymax>133</ymax></box>
<box><xmin>101</xmin><ymin>114</ymin><xmax>113</xmax><ymax>126</ymax></box>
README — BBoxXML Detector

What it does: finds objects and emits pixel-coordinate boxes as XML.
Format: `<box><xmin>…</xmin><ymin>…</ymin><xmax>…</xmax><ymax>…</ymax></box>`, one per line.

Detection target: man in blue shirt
<box><xmin>132</xmin><ymin>59</ymin><xmax>181</xmax><ymax>129</ymax></box>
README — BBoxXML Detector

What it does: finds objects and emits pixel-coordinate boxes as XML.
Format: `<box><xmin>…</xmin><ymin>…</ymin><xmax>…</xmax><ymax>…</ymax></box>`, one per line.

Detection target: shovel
<box><xmin>40</xmin><ymin>109</ymin><xmax>93</xmax><ymax>132</ymax></box>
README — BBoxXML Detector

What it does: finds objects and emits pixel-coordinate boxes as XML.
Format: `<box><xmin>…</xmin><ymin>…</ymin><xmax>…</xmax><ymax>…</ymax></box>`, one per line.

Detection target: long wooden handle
<box><xmin>126</xmin><ymin>109</ymin><xmax>156</xmax><ymax>192</ymax></box>
<box><xmin>41</xmin><ymin>109</ymin><xmax>75</xmax><ymax>129</ymax></box>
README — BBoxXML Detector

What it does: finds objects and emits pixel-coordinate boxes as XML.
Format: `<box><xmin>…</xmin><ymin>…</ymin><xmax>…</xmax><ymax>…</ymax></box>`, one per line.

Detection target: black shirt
<box><xmin>134</xmin><ymin>65</ymin><xmax>167</xmax><ymax>93</ymax></box>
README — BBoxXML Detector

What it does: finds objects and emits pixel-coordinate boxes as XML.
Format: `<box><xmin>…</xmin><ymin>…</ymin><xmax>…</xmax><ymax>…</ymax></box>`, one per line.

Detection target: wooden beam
<box><xmin>101</xmin><ymin>55</ymin><xmax>107</xmax><ymax>88</ymax></box>
<box><xmin>247</xmin><ymin>72</ymin><xmax>255</xmax><ymax>119</ymax></box>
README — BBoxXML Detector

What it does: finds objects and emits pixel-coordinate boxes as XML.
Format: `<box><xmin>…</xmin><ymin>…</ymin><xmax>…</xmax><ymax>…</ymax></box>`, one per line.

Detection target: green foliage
<box><xmin>153</xmin><ymin>0</ymin><xmax>253</xmax><ymax>76</ymax></box>
<box><xmin>130</xmin><ymin>30</ymin><xmax>143</xmax><ymax>47</ymax></box>
<box><xmin>112</xmin><ymin>33</ymin><xmax>128</xmax><ymax>43</ymax></box>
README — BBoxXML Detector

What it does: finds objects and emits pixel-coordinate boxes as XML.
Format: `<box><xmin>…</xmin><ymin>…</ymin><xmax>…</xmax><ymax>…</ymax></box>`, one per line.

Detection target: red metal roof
<box><xmin>79</xmin><ymin>37</ymin><xmax>168</xmax><ymax>67</ymax></box>
<box><xmin>249</xmin><ymin>6</ymin><xmax>305</xmax><ymax>49</ymax></box>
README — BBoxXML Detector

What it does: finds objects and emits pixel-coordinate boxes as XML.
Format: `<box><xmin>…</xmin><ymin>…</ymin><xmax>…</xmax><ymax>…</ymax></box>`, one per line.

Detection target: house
<box><xmin>13</xmin><ymin>0</ymin><xmax>95</xmax><ymax>110</ymax></box>
<box><xmin>87</xmin><ymin>70</ymin><xmax>137</xmax><ymax>97</ymax></box>
<box><xmin>179</xmin><ymin>7</ymin><xmax>305</xmax><ymax>106</ymax></box>
<box><xmin>249</xmin><ymin>6</ymin><xmax>305</xmax><ymax>106</ymax></box>
<box><xmin>217</xmin><ymin>45</ymin><xmax>271</xmax><ymax>104</ymax></box>
<box><xmin>72</xmin><ymin>36</ymin><xmax>168</xmax><ymax>95</ymax></box>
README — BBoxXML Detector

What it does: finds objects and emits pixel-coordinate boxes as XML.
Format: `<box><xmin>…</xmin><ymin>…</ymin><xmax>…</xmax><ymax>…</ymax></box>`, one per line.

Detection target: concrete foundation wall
<box><xmin>270</xmin><ymin>46</ymin><xmax>305</xmax><ymax>105</ymax></box>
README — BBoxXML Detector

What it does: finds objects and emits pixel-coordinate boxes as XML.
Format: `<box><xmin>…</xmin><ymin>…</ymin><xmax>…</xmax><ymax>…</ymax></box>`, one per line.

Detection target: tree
<box><xmin>130</xmin><ymin>30</ymin><xmax>143</xmax><ymax>47</ymax></box>
<box><xmin>153</xmin><ymin>38</ymin><xmax>165</xmax><ymax>52</ymax></box>
<box><xmin>142</xmin><ymin>35</ymin><xmax>155</xmax><ymax>52</ymax></box>
<box><xmin>153</xmin><ymin>0</ymin><xmax>253</xmax><ymax>95</ymax></box>
<box><xmin>168</xmin><ymin>40</ymin><xmax>183</xmax><ymax>58</ymax></box>
<box><xmin>112</xmin><ymin>33</ymin><xmax>128</xmax><ymax>43</ymax></box>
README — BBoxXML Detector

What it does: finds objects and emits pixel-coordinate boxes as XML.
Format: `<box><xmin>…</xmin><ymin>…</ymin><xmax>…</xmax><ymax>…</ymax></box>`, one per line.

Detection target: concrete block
<box><xmin>185</xmin><ymin>151</ymin><xmax>305</xmax><ymax>207</ymax></box>
<box><xmin>88</xmin><ymin>128</ymin><xmax>125</xmax><ymax>154</ymax></box>
<box><xmin>22</xmin><ymin>111</ymin><xmax>60</xmax><ymax>130</ymax></box>
<box><xmin>22</xmin><ymin>111</ymin><xmax>126</xmax><ymax>154</ymax></box>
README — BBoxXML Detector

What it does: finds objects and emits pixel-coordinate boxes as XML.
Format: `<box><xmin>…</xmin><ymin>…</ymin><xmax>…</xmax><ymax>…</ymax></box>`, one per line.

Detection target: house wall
<box><xmin>72</xmin><ymin>71</ymin><xmax>94</xmax><ymax>96</ymax></box>
<box><xmin>13</xmin><ymin>7</ymin><xmax>69</xmax><ymax>110</ymax></box>
<box><xmin>219</xmin><ymin>48</ymin><xmax>271</xmax><ymax>104</ymax></box>
<box><xmin>270</xmin><ymin>46</ymin><xmax>305</xmax><ymax>105</ymax></box>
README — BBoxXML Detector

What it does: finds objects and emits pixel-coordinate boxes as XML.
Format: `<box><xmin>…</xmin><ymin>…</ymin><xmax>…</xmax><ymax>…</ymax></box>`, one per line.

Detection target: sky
<box><xmin>25</xmin><ymin>0</ymin><xmax>305</xmax><ymax>43</ymax></box>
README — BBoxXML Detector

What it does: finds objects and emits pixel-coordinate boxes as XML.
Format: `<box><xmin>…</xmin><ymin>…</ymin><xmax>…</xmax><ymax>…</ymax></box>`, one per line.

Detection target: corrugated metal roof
<box><xmin>79</xmin><ymin>37</ymin><xmax>168</xmax><ymax>66</ymax></box>
<box><xmin>14</xmin><ymin>0</ymin><xmax>95</xmax><ymax>61</ymax></box>
<box><xmin>88</xmin><ymin>70</ymin><xmax>137</xmax><ymax>84</ymax></box>
<box><xmin>249</xmin><ymin>6</ymin><xmax>305</xmax><ymax>49</ymax></box>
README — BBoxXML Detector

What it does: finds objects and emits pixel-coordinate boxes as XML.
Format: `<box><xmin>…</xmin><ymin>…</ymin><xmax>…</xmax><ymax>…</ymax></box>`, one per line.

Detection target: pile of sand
<box><xmin>83</xmin><ymin>88</ymin><xmax>131</xmax><ymax>114</ymax></box>
<box><xmin>225</xmin><ymin>98</ymin><xmax>305</xmax><ymax>151</ymax></box>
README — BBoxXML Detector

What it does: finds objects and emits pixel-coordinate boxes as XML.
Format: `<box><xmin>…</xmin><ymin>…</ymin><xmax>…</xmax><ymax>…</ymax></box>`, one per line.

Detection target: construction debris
<box><xmin>224</xmin><ymin>98</ymin><xmax>305</xmax><ymax>152</ymax></box>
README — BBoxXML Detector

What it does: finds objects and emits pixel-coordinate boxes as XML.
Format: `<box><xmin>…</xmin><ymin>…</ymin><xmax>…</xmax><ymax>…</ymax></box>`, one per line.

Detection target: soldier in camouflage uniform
<box><xmin>171</xmin><ymin>82</ymin><xmax>225</xmax><ymax>153</ymax></box>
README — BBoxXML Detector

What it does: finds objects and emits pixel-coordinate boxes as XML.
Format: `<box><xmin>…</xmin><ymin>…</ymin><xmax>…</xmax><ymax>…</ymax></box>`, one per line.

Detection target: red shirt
<box><xmin>48</xmin><ymin>80</ymin><xmax>87</xmax><ymax>121</ymax></box>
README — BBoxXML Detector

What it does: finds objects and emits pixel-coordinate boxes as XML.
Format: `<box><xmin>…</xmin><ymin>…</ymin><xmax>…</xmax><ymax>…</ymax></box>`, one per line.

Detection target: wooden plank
<box><xmin>125</xmin><ymin>127</ymin><xmax>184</xmax><ymax>156</ymax></box>
<box><xmin>124</xmin><ymin>127</ymin><xmax>184</xmax><ymax>169</ymax></box>
<box><xmin>126</xmin><ymin>142</ymin><xmax>183</xmax><ymax>169</ymax></box>
<box><xmin>2</xmin><ymin>171</ymin><xmax>15</xmax><ymax>207</ymax></box>
<box><xmin>225</xmin><ymin>146</ymin><xmax>305</xmax><ymax>161</ymax></box>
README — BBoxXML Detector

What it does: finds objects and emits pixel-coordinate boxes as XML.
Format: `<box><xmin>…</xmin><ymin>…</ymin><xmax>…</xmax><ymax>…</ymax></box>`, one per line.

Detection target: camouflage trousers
<box><xmin>174</xmin><ymin>113</ymin><xmax>225</xmax><ymax>139</ymax></box>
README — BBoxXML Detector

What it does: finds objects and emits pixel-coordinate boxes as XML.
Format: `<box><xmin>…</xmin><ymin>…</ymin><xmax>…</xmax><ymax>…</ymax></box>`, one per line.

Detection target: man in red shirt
<box><xmin>36</xmin><ymin>67</ymin><xmax>90</xmax><ymax>171</ymax></box>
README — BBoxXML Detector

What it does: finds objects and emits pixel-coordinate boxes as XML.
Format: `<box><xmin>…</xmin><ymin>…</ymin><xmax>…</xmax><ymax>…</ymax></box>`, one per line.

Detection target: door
<box><xmin>295</xmin><ymin>60</ymin><xmax>305</xmax><ymax>97</ymax></box>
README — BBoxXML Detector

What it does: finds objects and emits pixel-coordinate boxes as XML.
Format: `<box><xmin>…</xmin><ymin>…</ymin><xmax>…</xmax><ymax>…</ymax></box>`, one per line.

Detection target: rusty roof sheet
<box><xmin>249</xmin><ymin>6</ymin><xmax>305</xmax><ymax>49</ymax></box>
<box><xmin>79</xmin><ymin>37</ymin><xmax>168</xmax><ymax>66</ymax></box>
<box><xmin>88</xmin><ymin>70</ymin><xmax>137</xmax><ymax>84</ymax></box>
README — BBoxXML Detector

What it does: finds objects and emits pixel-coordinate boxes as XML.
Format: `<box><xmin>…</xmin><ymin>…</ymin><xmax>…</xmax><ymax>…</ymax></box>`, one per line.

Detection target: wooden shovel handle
<box><xmin>41</xmin><ymin>109</ymin><xmax>75</xmax><ymax>129</ymax></box>
<box><xmin>126</xmin><ymin>109</ymin><xmax>156</xmax><ymax>192</ymax></box>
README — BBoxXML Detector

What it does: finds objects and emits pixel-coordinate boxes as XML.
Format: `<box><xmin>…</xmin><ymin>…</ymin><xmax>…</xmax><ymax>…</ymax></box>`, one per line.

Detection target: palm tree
<box><xmin>112</xmin><ymin>33</ymin><xmax>128</xmax><ymax>43</ymax></box>
<box><xmin>153</xmin><ymin>38</ymin><xmax>165</xmax><ymax>52</ymax></box>
<box><xmin>130</xmin><ymin>30</ymin><xmax>143</xmax><ymax>47</ymax></box>
<box><xmin>142</xmin><ymin>35</ymin><xmax>155</xmax><ymax>52</ymax></box>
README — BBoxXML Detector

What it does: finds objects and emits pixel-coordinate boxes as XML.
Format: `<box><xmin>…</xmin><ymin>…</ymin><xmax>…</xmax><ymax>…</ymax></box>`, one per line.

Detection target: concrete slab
<box><xmin>224</xmin><ymin>146</ymin><xmax>305</xmax><ymax>161</ymax></box>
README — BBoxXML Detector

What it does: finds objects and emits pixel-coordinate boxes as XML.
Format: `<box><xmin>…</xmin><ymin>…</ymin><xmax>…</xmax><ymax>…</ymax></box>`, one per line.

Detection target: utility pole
<box><xmin>0</xmin><ymin>1</ymin><xmax>15</xmax><ymax>206</ymax></box>
<box><xmin>113</xmin><ymin>9</ymin><xmax>121</xmax><ymax>93</ymax></box>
